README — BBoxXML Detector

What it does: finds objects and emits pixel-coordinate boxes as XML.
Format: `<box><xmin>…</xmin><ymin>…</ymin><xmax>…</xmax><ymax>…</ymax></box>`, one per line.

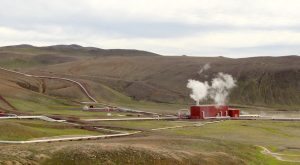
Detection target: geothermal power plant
<box><xmin>178</xmin><ymin>105</ymin><xmax>240</xmax><ymax>120</ymax></box>
<box><xmin>183</xmin><ymin>68</ymin><xmax>240</xmax><ymax>120</ymax></box>
<box><xmin>81</xmin><ymin>69</ymin><xmax>242</xmax><ymax>120</ymax></box>
<box><xmin>189</xmin><ymin>105</ymin><xmax>240</xmax><ymax>119</ymax></box>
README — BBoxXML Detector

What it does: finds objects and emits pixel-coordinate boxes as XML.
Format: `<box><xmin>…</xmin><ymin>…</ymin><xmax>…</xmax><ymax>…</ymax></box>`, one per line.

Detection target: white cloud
<box><xmin>1</xmin><ymin>0</ymin><xmax>300</xmax><ymax>57</ymax></box>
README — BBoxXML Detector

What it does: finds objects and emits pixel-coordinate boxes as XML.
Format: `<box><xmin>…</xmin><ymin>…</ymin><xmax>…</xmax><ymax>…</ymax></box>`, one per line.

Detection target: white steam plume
<box><xmin>187</xmin><ymin>72</ymin><xmax>236</xmax><ymax>105</ymax></box>
<box><xmin>198</xmin><ymin>63</ymin><xmax>211</xmax><ymax>75</ymax></box>
<box><xmin>186</xmin><ymin>80</ymin><xmax>209</xmax><ymax>105</ymax></box>
<box><xmin>209</xmin><ymin>73</ymin><xmax>236</xmax><ymax>105</ymax></box>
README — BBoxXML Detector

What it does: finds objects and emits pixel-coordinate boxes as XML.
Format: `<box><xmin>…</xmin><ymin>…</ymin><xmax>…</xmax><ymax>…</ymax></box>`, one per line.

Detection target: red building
<box><xmin>228</xmin><ymin>109</ymin><xmax>240</xmax><ymax>118</ymax></box>
<box><xmin>190</xmin><ymin>105</ymin><xmax>239</xmax><ymax>119</ymax></box>
<box><xmin>0</xmin><ymin>110</ymin><xmax>5</xmax><ymax>117</ymax></box>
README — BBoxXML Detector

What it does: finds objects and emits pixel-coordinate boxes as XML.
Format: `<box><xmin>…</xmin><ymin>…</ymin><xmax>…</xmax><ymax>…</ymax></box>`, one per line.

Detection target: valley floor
<box><xmin>0</xmin><ymin>118</ymin><xmax>300</xmax><ymax>165</ymax></box>
<box><xmin>0</xmin><ymin>65</ymin><xmax>299</xmax><ymax>164</ymax></box>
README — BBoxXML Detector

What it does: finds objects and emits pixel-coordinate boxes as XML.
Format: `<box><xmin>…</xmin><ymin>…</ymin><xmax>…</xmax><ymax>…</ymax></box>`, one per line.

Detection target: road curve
<box><xmin>0</xmin><ymin>67</ymin><xmax>98</xmax><ymax>103</ymax></box>
<box><xmin>256</xmin><ymin>145</ymin><xmax>300</xmax><ymax>163</ymax></box>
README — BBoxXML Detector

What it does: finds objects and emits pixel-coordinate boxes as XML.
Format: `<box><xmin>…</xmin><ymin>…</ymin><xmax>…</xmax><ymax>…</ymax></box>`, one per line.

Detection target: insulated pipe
<box><xmin>0</xmin><ymin>67</ymin><xmax>97</xmax><ymax>103</ymax></box>
<box><xmin>202</xmin><ymin>111</ymin><xmax>205</xmax><ymax>119</ymax></box>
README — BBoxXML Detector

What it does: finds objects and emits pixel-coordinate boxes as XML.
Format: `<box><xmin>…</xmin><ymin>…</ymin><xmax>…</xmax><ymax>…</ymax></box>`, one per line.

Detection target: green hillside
<box><xmin>0</xmin><ymin>45</ymin><xmax>299</xmax><ymax>110</ymax></box>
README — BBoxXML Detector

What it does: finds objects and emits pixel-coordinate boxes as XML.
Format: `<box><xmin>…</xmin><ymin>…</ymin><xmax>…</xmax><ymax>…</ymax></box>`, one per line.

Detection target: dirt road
<box><xmin>257</xmin><ymin>145</ymin><xmax>300</xmax><ymax>163</ymax></box>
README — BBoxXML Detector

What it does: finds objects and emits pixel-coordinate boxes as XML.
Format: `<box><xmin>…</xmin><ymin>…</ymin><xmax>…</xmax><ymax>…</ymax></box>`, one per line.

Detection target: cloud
<box><xmin>1</xmin><ymin>0</ymin><xmax>300</xmax><ymax>57</ymax></box>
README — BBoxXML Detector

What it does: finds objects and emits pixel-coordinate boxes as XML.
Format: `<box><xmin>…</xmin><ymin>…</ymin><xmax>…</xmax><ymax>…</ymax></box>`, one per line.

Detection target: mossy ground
<box><xmin>0</xmin><ymin>119</ymin><xmax>103</xmax><ymax>141</ymax></box>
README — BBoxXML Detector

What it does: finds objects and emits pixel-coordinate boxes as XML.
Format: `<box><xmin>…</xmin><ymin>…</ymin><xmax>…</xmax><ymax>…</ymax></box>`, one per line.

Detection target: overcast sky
<box><xmin>0</xmin><ymin>0</ymin><xmax>300</xmax><ymax>57</ymax></box>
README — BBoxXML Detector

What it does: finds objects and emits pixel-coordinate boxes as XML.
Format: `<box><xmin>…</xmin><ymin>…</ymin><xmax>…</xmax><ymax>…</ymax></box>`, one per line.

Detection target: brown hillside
<box><xmin>37</xmin><ymin>55</ymin><xmax>300</xmax><ymax>108</ymax></box>
<box><xmin>0</xmin><ymin>45</ymin><xmax>299</xmax><ymax>108</ymax></box>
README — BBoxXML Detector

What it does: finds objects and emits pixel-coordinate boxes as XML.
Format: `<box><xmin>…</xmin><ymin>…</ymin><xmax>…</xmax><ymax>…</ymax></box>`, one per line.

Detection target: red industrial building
<box><xmin>0</xmin><ymin>110</ymin><xmax>5</xmax><ymax>117</ymax></box>
<box><xmin>190</xmin><ymin>105</ymin><xmax>240</xmax><ymax>119</ymax></box>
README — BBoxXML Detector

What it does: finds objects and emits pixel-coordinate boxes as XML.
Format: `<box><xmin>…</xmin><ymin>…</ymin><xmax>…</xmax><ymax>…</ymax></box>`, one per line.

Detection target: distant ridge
<box><xmin>0</xmin><ymin>44</ymin><xmax>160</xmax><ymax>57</ymax></box>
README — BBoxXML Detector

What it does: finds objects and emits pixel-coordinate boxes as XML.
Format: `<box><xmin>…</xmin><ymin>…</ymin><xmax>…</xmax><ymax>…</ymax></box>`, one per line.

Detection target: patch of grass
<box><xmin>0</xmin><ymin>119</ymin><xmax>298</xmax><ymax>164</ymax></box>
<box><xmin>43</xmin><ymin>146</ymin><xmax>186</xmax><ymax>165</ymax></box>
<box><xmin>0</xmin><ymin>59</ymin><xmax>41</xmax><ymax>69</ymax></box>
<box><xmin>117</xmin><ymin>100</ymin><xmax>186</xmax><ymax>114</ymax></box>
<box><xmin>93</xmin><ymin>120</ymin><xmax>190</xmax><ymax>130</ymax></box>
<box><xmin>170</xmin><ymin>120</ymin><xmax>299</xmax><ymax>139</ymax></box>
<box><xmin>91</xmin><ymin>82</ymin><xmax>186</xmax><ymax>114</ymax></box>
<box><xmin>0</xmin><ymin>119</ymin><xmax>102</xmax><ymax>141</ymax></box>
<box><xmin>7</xmin><ymin>97</ymin><xmax>69</xmax><ymax>113</ymax></box>
<box><xmin>6</xmin><ymin>96</ymin><xmax>147</xmax><ymax>119</ymax></box>
<box><xmin>163</xmin><ymin>120</ymin><xmax>300</xmax><ymax>157</ymax></box>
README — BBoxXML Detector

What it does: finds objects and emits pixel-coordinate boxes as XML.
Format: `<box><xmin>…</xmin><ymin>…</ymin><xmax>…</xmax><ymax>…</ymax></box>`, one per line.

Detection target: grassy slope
<box><xmin>0</xmin><ymin>65</ymin><xmax>185</xmax><ymax>115</ymax></box>
<box><xmin>0</xmin><ymin>120</ymin><xmax>298</xmax><ymax>164</ymax></box>
<box><xmin>0</xmin><ymin>58</ymin><xmax>41</xmax><ymax>69</ymax></box>
<box><xmin>90</xmin><ymin>120</ymin><xmax>300</xmax><ymax>164</ymax></box>
<box><xmin>39</xmin><ymin>55</ymin><xmax>300</xmax><ymax>109</ymax></box>
<box><xmin>6</xmin><ymin>97</ymin><xmax>159</xmax><ymax>118</ymax></box>
<box><xmin>0</xmin><ymin>119</ymin><xmax>102</xmax><ymax>141</ymax></box>
<box><xmin>91</xmin><ymin>119</ymin><xmax>300</xmax><ymax>153</ymax></box>
<box><xmin>1</xmin><ymin>45</ymin><xmax>299</xmax><ymax>110</ymax></box>
<box><xmin>163</xmin><ymin>120</ymin><xmax>300</xmax><ymax>162</ymax></box>
<box><xmin>91</xmin><ymin>120</ymin><xmax>190</xmax><ymax>130</ymax></box>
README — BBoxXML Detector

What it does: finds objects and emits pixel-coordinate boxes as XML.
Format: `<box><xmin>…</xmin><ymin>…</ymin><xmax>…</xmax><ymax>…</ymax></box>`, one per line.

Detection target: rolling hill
<box><xmin>0</xmin><ymin>45</ymin><xmax>299</xmax><ymax>111</ymax></box>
